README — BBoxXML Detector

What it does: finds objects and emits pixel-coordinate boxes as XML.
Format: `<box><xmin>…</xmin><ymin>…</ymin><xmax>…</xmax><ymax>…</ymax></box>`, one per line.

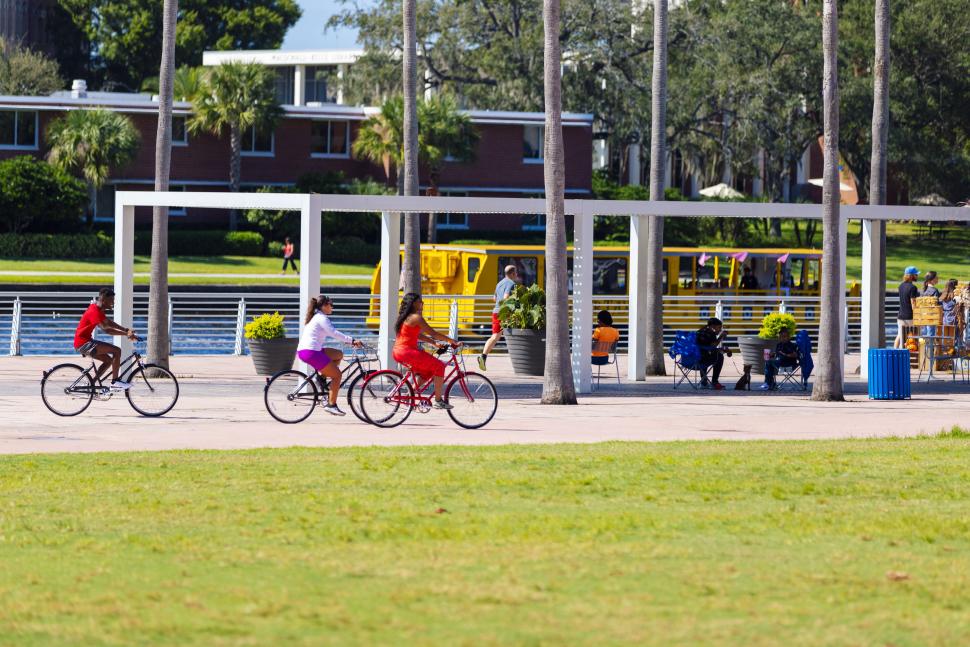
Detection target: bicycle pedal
<box><xmin>417</xmin><ymin>403</ymin><xmax>431</xmax><ymax>414</ymax></box>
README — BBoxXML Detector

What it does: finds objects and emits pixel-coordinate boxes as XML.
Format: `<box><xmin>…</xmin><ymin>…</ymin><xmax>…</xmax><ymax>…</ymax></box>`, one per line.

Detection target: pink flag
<box><xmin>730</xmin><ymin>251</ymin><xmax>749</xmax><ymax>263</ymax></box>
<box><xmin>699</xmin><ymin>252</ymin><xmax>711</xmax><ymax>267</ymax></box>
<box><xmin>777</xmin><ymin>252</ymin><xmax>790</xmax><ymax>264</ymax></box>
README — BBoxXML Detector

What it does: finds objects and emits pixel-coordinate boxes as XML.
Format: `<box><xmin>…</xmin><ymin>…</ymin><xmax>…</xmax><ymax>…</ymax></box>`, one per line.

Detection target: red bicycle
<box><xmin>358</xmin><ymin>344</ymin><xmax>498</xmax><ymax>429</ymax></box>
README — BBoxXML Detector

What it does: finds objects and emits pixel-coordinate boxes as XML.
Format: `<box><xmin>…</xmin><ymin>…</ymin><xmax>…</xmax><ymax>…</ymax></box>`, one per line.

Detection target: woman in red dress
<box><xmin>393</xmin><ymin>293</ymin><xmax>461</xmax><ymax>410</ymax></box>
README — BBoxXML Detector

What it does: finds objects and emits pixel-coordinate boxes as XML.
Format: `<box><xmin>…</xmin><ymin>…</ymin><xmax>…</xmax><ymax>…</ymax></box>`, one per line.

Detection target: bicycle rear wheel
<box><xmin>265</xmin><ymin>370</ymin><xmax>318</xmax><ymax>424</ymax></box>
<box><xmin>446</xmin><ymin>372</ymin><xmax>498</xmax><ymax>429</ymax></box>
<box><xmin>126</xmin><ymin>364</ymin><xmax>179</xmax><ymax>417</ymax></box>
<box><xmin>359</xmin><ymin>370</ymin><xmax>413</xmax><ymax>428</ymax></box>
<box><xmin>41</xmin><ymin>363</ymin><xmax>94</xmax><ymax>417</ymax></box>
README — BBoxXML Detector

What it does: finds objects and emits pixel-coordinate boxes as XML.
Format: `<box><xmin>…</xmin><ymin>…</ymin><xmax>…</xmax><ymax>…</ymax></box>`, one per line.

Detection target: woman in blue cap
<box><xmin>894</xmin><ymin>266</ymin><xmax>920</xmax><ymax>348</ymax></box>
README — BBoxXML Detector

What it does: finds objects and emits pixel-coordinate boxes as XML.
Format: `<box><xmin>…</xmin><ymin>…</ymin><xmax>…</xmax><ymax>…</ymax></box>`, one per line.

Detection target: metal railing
<box><xmin>0</xmin><ymin>290</ymin><xmax>900</xmax><ymax>356</ymax></box>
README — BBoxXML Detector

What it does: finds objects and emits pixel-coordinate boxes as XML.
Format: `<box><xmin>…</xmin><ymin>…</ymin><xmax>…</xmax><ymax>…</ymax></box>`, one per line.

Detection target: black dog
<box><xmin>734</xmin><ymin>364</ymin><xmax>752</xmax><ymax>391</ymax></box>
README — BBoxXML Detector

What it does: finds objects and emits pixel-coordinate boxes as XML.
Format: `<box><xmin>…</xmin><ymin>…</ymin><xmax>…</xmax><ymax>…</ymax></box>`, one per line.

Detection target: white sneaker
<box><xmin>111</xmin><ymin>380</ymin><xmax>132</xmax><ymax>391</ymax></box>
<box><xmin>322</xmin><ymin>404</ymin><xmax>346</xmax><ymax>416</ymax></box>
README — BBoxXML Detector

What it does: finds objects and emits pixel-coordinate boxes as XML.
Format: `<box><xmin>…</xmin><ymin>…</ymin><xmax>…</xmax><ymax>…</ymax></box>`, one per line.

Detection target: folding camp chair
<box><xmin>591</xmin><ymin>340</ymin><xmax>620</xmax><ymax>390</ymax></box>
<box><xmin>775</xmin><ymin>361</ymin><xmax>806</xmax><ymax>391</ymax></box>
<box><xmin>668</xmin><ymin>331</ymin><xmax>708</xmax><ymax>389</ymax></box>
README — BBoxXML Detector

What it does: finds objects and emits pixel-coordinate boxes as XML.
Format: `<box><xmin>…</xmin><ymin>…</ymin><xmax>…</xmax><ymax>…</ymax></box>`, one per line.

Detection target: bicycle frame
<box><xmin>279</xmin><ymin>346</ymin><xmax>379</xmax><ymax>400</ymax></box>
<box><xmin>386</xmin><ymin>349</ymin><xmax>477</xmax><ymax>407</ymax></box>
<box><xmin>50</xmin><ymin>350</ymin><xmax>146</xmax><ymax>396</ymax></box>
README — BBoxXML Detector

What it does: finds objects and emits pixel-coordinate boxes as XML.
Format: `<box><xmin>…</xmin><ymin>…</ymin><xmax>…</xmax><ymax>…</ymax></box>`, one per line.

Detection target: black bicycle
<box><xmin>263</xmin><ymin>345</ymin><xmax>380</xmax><ymax>424</ymax></box>
<box><xmin>41</xmin><ymin>341</ymin><xmax>180</xmax><ymax>417</ymax></box>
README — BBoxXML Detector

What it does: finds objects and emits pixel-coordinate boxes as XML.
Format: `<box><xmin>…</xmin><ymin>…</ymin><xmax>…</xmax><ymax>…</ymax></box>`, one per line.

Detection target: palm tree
<box><xmin>869</xmin><ymin>0</ymin><xmax>890</xmax><ymax>346</ymax></box>
<box><xmin>46</xmin><ymin>109</ymin><xmax>139</xmax><ymax>221</ymax></box>
<box><xmin>146</xmin><ymin>0</ymin><xmax>178</xmax><ymax>370</ymax></box>
<box><xmin>812</xmin><ymin>0</ymin><xmax>844</xmax><ymax>402</ymax></box>
<box><xmin>353</xmin><ymin>96</ymin><xmax>405</xmax><ymax>191</ymax></box>
<box><xmin>419</xmin><ymin>94</ymin><xmax>479</xmax><ymax>243</ymax></box>
<box><xmin>188</xmin><ymin>62</ymin><xmax>281</xmax><ymax>230</ymax></box>
<box><xmin>540</xmin><ymin>0</ymin><xmax>576</xmax><ymax>405</ymax></box>
<box><xmin>644</xmin><ymin>0</ymin><xmax>668</xmax><ymax>376</ymax></box>
<box><xmin>173</xmin><ymin>65</ymin><xmax>204</xmax><ymax>103</ymax></box>
<box><xmin>401</xmin><ymin>0</ymin><xmax>421</xmax><ymax>294</ymax></box>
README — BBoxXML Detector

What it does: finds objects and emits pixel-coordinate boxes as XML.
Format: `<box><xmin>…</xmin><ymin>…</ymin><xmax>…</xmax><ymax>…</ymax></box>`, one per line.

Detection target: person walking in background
<box><xmin>894</xmin><ymin>266</ymin><xmax>920</xmax><ymax>348</ymax></box>
<box><xmin>281</xmin><ymin>237</ymin><xmax>297</xmax><ymax>275</ymax></box>
<box><xmin>478</xmin><ymin>264</ymin><xmax>519</xmax><ymax>371</ymax></box>
<box><xmin>921</xmin><ymin>270</ymin><xmax>940</xmax><ymax>300</ymax></box>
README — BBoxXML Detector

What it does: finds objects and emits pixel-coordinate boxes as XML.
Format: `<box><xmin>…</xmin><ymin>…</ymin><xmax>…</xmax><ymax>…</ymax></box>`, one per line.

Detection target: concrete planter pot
<box><xmin>505</xmin><ymin>328</ymin><xmax>546</xmax><ymax>376</ymax></box>
<box><xmin>247</xmin><ymin>337</ymin><xmax>298</xmax><ymax>375</ymax></box>
<box><xmin>738</xmin><ymin>335</ymin><xmax>776</xmax><ymax>375</ymax></box>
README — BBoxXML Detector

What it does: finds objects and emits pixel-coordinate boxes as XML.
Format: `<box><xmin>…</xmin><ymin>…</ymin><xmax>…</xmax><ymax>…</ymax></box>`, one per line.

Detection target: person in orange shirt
<box><xmin>281</xmin><ymin>237</ymin><xmax>297</xmax><ymax>274</ymax></box>
<box><xmin>591</xmin><ymin>310</ymin><xmax>620</xmax><ymax>366</ymax></box>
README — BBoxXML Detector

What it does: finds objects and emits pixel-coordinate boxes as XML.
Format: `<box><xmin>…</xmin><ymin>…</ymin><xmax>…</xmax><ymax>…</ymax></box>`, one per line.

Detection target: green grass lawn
<box><xmin>846</xmin><ymin>221</ymin><xmax>970</xmax><ymax>287</ymax></box>
<box><xmin>0</xmin><ymin>256</ymin><xmax>375</xmax><ymax>286</ymax></box>
<box><xmin>2</xmin><ymin>434</ymin><xmax>969</xmax><ymax>645</ymax></box>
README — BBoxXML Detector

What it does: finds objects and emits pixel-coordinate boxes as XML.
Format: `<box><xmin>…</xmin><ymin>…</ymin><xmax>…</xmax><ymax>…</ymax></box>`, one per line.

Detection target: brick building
<box><xmin>0</xmin><ymin>84</ymin><xmax>593</xmax><ymax>231</ymax></box>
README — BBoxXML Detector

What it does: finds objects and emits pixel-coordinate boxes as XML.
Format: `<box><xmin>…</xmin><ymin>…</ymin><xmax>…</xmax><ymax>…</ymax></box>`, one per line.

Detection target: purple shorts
<box><xmin>297</xmin><ymin>349</ymin><xmax>331</xmax><ymax>371</ymax></box>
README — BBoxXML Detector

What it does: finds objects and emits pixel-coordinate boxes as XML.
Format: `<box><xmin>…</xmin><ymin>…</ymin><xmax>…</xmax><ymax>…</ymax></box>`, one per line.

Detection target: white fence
<box><xmin>0</xmin><ymin>290</ymin><xmax>901</xmax><ymax>356</ymax></box>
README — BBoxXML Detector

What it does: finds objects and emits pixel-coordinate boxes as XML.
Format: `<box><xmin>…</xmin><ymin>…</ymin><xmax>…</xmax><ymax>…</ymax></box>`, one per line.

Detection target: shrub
<box><xmin>134</xmin><ymin>230</ymin><xmax>265</xmax><ymax>256</ymax></box>
<box><xmin>244</xmin><ymin>312</ymin><xmax>286</xmax><ymax>341</ymax></box>
<box><xmin>0</xmin><ymin>232</ymin><xmax>112</xmax><ymax>258</ymax></box>
<box><xmin>498</xmin><ymin>284</ymin><xmax>546</xmax><ymax>331</ymax></box>
<box><xmin>758</xmin><ymin>312</ymin><xmax>797</xmax><ymax>340</ymax></box>
<box><xmin>0</xmin><ymin>156</ymin><xmax>88</xmax><ymax>233</ymax></box>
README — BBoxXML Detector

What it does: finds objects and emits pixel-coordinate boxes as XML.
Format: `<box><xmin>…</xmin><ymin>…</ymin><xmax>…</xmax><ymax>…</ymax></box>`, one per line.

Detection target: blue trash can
<box><xmin>868</xmin><ymin>348</ymin><xmax>911</xmax><ymax>400</ymax></box>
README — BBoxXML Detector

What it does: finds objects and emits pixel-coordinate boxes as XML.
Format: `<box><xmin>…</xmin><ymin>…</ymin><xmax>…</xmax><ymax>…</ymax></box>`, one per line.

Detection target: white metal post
<box><xmin>627</xmin><ymin>214</ymin><xmax>649</xmax><ymax>380</ymax></box>
<box><xmin>860</xmin><ymin>219</ymin><xmax>881</xmax><ymax>378</ymax></box>
<box><xmin>378</xmin><ymin>211</ymin><xmax>401</xmax><ymax>369</ymax></box>
<box><xmin>293</xmin><ymin>65</ymin><xmax>306</xmax><ymax>106</ymax></box>
<box><xmin>113</xmin><ymin>203</ymin><xmax>135</xmax><ymax>357</ymax></box>
<box><xmin>571</xmin><ymin>203</ymin><xmax>594</xmax><ymax>393</ymax></box>
<box><xmin>838</xmin><ymin>213</ymin><xmax>848</xmax><ymax>386</ymax></box>
<box><xmin>233</xmin><ymin>298</ymin><xmax>247</xmax><ymax>356</ymax></box>
<box><xmin>167</xmin><ymin>297</ymin><xmax>174</xmax><ymax>355</ymax></box>
<box><xmin>299</xmin><ymin>196</ymin><xmax>322</xmax><ymax>373</ymax></box>
<box><xmin>9</xmin><ymin>297</ymin><xmax>21</xmax><ymax>356</ymax></box>
<box><xmin>448</xmin><ymin>299</ymin><xmax>459</xmax><ymax>341</ymax></box>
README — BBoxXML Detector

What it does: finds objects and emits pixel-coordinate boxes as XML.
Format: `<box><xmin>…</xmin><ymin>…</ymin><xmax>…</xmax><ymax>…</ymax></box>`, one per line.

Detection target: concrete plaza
<box><xmin>1</xmin><ymin>354</ymin><xmax>967</xmax><ymax>455</ymax></box>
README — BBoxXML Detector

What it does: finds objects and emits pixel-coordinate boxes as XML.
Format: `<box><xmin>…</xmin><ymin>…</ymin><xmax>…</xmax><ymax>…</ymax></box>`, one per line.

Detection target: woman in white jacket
<box><xmin>297</xmin><ymin>295</ymin><xmax>362</xmax><ymax>416</ymax></box>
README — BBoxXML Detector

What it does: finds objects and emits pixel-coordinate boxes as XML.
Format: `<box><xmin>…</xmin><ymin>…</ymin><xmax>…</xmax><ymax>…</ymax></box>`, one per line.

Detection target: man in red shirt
<box><xmin>75</xmin><ymin>288</ymin><xmax>138</xmax><ymax>390</ymax></box>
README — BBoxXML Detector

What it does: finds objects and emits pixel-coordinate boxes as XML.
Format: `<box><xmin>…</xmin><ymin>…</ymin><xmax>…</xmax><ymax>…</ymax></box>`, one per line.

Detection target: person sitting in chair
<box><xmin>761</xmin><ymin>329</ymin><xmax>799</xmax><ymax>390</ymax></box>
<box><xmin>591</xmin><ymin>310</ymin><xmax>620</xmax><ymax>366</ymax></box>
<box><xmin>696</xmin><ymin>317</ymin><xmax>732</xmax><ymax>390</ymax></box>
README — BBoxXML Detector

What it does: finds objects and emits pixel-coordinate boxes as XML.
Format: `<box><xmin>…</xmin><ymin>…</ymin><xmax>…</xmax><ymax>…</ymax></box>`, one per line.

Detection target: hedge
<box><xmin>134</xmin><ymin>230</ymin><xmax>264</xmax><ymax>256</ymax></box>
<box><xmin>0</xmin><ymin>232</ymin><xmax>113</xmax><ymax>258</ymax></box>
<box><xmin>267</xmin><ymin>236</ymin><xmax>380</xmax><ymax>265</ymax></box>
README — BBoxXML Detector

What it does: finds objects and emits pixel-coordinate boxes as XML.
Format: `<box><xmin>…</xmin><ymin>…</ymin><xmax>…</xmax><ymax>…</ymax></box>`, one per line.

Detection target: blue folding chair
<box><xmin>778</xmin><ymin>330</ymin><xmax>813</xmax><ymax>391</ymax></box>
<box><xmin>669</xmin><ymin>331</ymin><xmax>707</xmax><ymax>389</ymax></box>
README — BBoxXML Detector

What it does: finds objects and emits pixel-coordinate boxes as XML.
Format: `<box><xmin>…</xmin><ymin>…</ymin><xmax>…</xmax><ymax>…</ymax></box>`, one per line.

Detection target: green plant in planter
<box><xmin>758</xmin><ymin>312</ymin><xmax>796</xmax><ymax>339</ymax></box>
<box><xmin>244</xmin><ymin>312</ymin><xmax>286</xmax><ymax>340</ymax></box>
<box><xmin>498</xmin><ymin>284</ymin><xmax>546</xmax><ymax>331</ymax></box>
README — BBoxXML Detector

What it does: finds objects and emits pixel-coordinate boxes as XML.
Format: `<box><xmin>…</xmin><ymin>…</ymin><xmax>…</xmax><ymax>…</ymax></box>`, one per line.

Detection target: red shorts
<box><xmin>491</xmin><ymin>312</ymin><xmax>502</xmax><ymax>334</ymax></box>
<box><xmin>393</xmin><ymin>347</ymin><xmax>446</xmax><ymax>379</ymax></box>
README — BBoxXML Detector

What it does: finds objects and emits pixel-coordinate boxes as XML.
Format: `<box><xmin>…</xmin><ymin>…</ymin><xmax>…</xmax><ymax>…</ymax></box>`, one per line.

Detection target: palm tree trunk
<box><xmin>401</xmin><ymin>0</ymin><xmax>422</xmax><ymax>294</ymax></box>
<box><xmin>541</xmin><ymin>0</ymin><xmax>576</xmax><ymax>405</ymax></box>
<box><xmin>644</xmin><ymin>0</ymin><xmax>668</xmax><ymax>376</ymax></box>
<box><xmin>812</xmin><ymin>0</ymin><xmax>845</xmax><ymax>402</ymax></box>
<box><xmin>870</xmin><ymin>0</ymin><xmax>890</xmax><ymax>346</ymax></box>
<box><xmin>228</xmin><ymin>122</ymin><xmax>242</xmax><ymax>230</ymax></box>
<box><xmin>147</xmin><ymin>0</ymin><xmax>177</xmax><ymax>370</ymax></box>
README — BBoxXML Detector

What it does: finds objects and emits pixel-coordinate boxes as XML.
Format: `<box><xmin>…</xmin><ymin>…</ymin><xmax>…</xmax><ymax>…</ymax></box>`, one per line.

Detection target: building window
<box><xmin>93</xmin><ymin>185</ymin><xmax>116</xmax><ymax>222</ymax></box>
<box><xmin>310</xmin><ymin>120</ymin><xmax>349</xmax><ymax>157</ymax></box>
<box><xmin>0</xmin><ymin>110</ymin><xmax>38</xmax><ymax>149</ymax></box>
<box><xmin>242</xmin><ymin>126</ymin><xmax>274</xmax><ymax>156</ymax></box>
<box><xmin>169</xmin><ymin>186</ymin><xmax>187</xmax><ymax>216</ymax></box>
<box><xmin>436</xmin><ymin>212</ymin><xmax>469</xmax><ymax>230</ymax></box>
<box><xmin>523</xmin><ymin>125</ymin><xmax>544</xmax><ymax>162</ymax></box>
<box><xmin>305</xmin><ymin>66</ymin><xmax>336</xmax><ymax>103</ymax></box>
<box><xmin>274</xmin><ymin>66</ymin><xmax>295</xmax><ymax>104</ymax></box>
<box><xmin>522</xmin><ymin>213</ymin><xmax>546</xmax><ymax>231</ymax></box>
<box><xmin>172</xmin><ymin>116</ymin><xmax>188</xmax><ymax>146</ymax></box>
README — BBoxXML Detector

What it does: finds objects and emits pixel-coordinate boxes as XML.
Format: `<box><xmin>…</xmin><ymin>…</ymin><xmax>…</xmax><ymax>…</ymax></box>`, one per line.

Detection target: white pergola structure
<box><xmin>115</xmin><ymin>191</ymin><xmax>969</xmax><ymax>392</ymax></box>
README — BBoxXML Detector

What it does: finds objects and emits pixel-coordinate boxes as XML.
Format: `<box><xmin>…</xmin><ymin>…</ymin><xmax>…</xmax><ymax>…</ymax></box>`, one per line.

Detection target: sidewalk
<box><xmin>1</xmin><ymin>354</ymin><xmax>967</xmax><ymax>455</ymax></box>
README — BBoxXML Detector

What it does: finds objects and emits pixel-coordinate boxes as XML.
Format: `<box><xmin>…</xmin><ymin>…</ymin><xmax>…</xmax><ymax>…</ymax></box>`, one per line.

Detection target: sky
<box><xmin>282</xmin><ymin>0</ymin><xmax>361</xmax><ymax>50</ymax></box>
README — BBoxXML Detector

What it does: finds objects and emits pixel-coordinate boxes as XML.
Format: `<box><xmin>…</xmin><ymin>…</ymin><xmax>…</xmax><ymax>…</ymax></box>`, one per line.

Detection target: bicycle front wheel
<box><xmin>446</xmin><ymin>372</ymin><xmax>498</xmax><ymax>429</ymax></box>
<box><xmin>265</xmin><ymin>370</ymin><xmax>318</xmax><ymax>424</ymax></box>
<box><xmin>359</xmin><ymin>370</ymin><xmax>413</xmax><ymax>428</ymax></box>
<box><xmin>41</xmin><ymin>363</ymin><xmax>94</xmax><ymax>417</ymax></box>
<box><xmin>126</xmin><ymin>364</ymin><xmax>179</xmax><ymax>417</ymax></box>
<box><xmin>345</xmin><ymin>371</ymin><xmax>372</xmax><ymax>423</ymax></box>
